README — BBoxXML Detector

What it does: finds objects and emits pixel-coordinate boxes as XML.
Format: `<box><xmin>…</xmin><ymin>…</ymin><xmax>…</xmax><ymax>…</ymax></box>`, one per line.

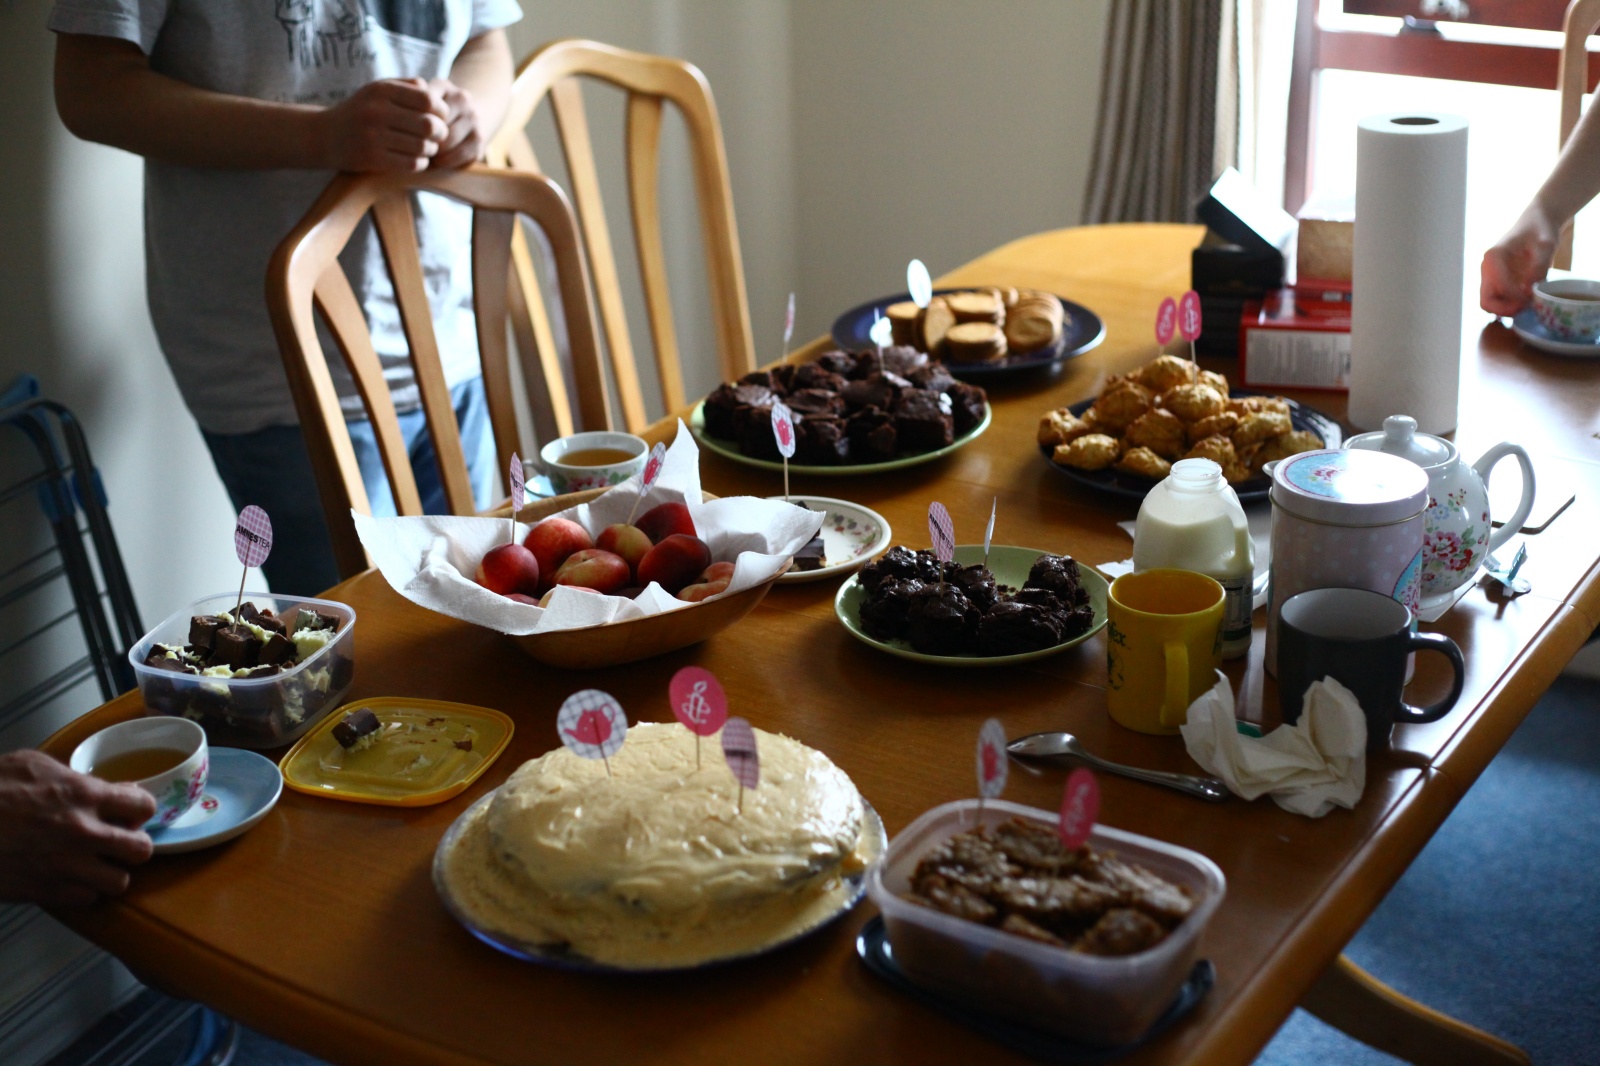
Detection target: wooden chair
<box><xmin>485</xmin><ymin>38</ymin><xmax>756</xmax><ymax>435</ymax></box>
<box><xmin>1555</xmin><ymin>0</ymin><xmax>1600</xmax><ymax>269</ymax></box>
<box><xmin>266</xmin><ymin>166</ymin><xmax>604</xmax><ymax>580</ymax></box>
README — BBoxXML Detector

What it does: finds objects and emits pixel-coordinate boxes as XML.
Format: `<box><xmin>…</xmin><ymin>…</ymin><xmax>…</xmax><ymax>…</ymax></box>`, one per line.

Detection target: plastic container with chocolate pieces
<box><xmin>866</xmin><ymin>798</ymin><xmax>1225</xmax><ymax>1045</ymax></box>
<box><xmin>129</xmin><ymin>592</ymin><xmax>356</xmax><ymax>749</ymax></box>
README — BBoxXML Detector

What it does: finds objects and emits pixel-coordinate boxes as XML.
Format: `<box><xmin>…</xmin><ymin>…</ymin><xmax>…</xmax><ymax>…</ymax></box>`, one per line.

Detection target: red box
<box><xmin>1239</xmin><ymin>288</ymin><xmax>1350</xmax><ymax>393</ymax></box>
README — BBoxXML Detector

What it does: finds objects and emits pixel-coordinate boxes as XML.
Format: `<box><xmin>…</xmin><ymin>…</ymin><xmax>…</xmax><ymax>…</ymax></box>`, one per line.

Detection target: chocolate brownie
<box><xmin>906</xmin><ymin>583</ymin><xmax>980</xmax><ymax>655</ymax></box>
<box><xmin>795</xmin><ymin>415</ymin><xmax>850</xmax><ymax>465</ymax></box>
<box><xmin>859</xmin><ymin>545</ymin><xmax>945</xmax><ymax>593</ymax></box>
<box><xmin>790</xmin><ymin>362</ymin><xmax>846</xmax><ymax>392</ymax></box>
<box><xmin>893</xmin><ymin>389</ymin><xmax>955</xmax><ymax>453</ymax></box>
<box><xmin>978</xmin><ymin>601</ymin><xmax>1065</xmax><ymax>655</ymax></box>
<box><xmin>814</xmin><ymin>349</ymin><xmax>856</xmax><ymax>377</ymax></box>
<box><xmin>846</xmin><ymin>407</ymin><xmax>897</xmax><ymax>462</ymax></box>
<box><xmin>859</xmin><ymin>577</ymin><xmax>925</xmax><ymax>641</ymax></box>
<box><xmin>841</xmin><ymin>373</ymin><xmax>901</xmax><ymax>412</ymax></box>
<box><xmin>784</xmin><ymin>388</ymin><xmax>845</xmax><ymax>418</ymax></box>
<box><xmin>947</xmin><ymin>381</ymin><xmax>988</xmax><ymax>435</ymax></box>
<box><xmin>703</xmin><ymin>382</ymin><xmax>774</xmax><ymax>439</ymax></box>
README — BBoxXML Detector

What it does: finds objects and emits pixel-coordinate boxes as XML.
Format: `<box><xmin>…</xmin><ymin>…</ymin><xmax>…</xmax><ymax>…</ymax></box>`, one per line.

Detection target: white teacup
<box><xmin>70</xmin><ymin>717</ymin><xmax>208</xmax><ymax>829</ymax></box>
<box><xmin>1531</xmin><ymin>278</ymin><xmax>1600</xmax><ymax>342</ymax></box>
<box><xmin>539</xmin><ymin>431</ymin><xmax>648</xmax><ymax>495</ymax></box>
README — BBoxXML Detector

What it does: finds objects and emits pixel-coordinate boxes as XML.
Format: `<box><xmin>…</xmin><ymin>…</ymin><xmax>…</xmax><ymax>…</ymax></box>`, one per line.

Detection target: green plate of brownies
<box><xmin>834</xmin><ymin>545</ymin><xmax>1109</xmax><ymax>668</ymax></box>
<box><xmin>688</xmin><ymin>401</ymin><xmax>991</xmax><ymax>477</ymax></box>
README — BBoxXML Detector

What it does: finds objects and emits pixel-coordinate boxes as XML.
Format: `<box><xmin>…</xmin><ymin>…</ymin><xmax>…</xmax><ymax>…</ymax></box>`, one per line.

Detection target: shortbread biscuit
<box><xmin>944</xmin><ymin>321</ymin><xmax>1008</xmax><ymax>363</ymax></box>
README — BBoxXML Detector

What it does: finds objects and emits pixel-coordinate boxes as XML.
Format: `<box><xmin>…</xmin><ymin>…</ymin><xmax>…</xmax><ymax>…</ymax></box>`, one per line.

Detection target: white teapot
<box><xmin>1344</xmin><ymin>415</ymin><xmax>1535</xmax><ymax>603</ymax></box>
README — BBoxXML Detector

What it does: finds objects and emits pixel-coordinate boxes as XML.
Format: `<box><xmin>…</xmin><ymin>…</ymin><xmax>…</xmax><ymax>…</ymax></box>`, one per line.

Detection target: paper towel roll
<box><xmin>1349</xmin><ymin>112</ymin><xmax>1469</xmax><ymax>434</ymax></box>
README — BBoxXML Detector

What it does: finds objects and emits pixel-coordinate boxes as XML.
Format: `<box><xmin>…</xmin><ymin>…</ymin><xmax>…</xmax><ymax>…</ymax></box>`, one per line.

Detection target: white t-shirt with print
<box><xmin>48</xmin><ymin>0</ymin><xmax>524</xmax><ymax>435</ymax></box>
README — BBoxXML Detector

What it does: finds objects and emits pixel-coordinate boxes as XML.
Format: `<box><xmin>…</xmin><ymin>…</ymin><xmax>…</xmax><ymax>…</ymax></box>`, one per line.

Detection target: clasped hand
<box><xmin>322</xmin><ymin>77</ymin><xmax>487</xmax><ymax>173</ymax></box>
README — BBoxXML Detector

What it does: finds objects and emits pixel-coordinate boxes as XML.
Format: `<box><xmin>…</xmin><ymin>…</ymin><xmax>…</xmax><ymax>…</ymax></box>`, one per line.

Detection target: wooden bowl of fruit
<box><xmin>494</xmin><ymin>489</ymin><xmax>790</xmax><ymax>669</ymax></box>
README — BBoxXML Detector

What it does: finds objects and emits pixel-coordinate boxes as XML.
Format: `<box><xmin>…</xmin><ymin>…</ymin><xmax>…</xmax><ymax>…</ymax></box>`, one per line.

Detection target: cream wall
<box><xmin>0</xmin><ymin>0</ymin><xmax>1109</xmax><ymax>665</ymax></box>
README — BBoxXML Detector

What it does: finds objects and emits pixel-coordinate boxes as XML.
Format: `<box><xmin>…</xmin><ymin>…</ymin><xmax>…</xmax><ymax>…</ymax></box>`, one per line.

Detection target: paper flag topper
<box><xmin>509</xmin><ymin>453</ymin><xmax>525</xmax><ymax>511</ymax></box>
<box><xmin>927</xmin><ymin>501</ymin><xmax>955</xmax><ymax>563</ymax></box>
<box><xmin>869</xmin><ymin>311</ymin><xmax>892</xmax><ymax>349</ymax></box>
<box><xmin>907</xmin><ymin>259</ymin><xmax>933</xmax><ymax>309</ymax></box>
<box><xmin>1155</xmin><ymin>297</ymin><xmax>1177</xmax><ymax>346</ymax></box>
<box><xmin>1057</xmin><ymin>768</ymin><xmax>1101</xmax><ymax>849</ymax></box>
<box><xmin>234</xmin><ymin>505</ymin><xmax>273</xmax><ymax>568</ymax></box>
<box><xmin>977</xmin><ymin>718</ymin><xmax>1008</xmax><ymax>800</ymax></box>
<box><xmin>642</xmin><ymin>442</ymin><xmax>667</xmax><ymax>487</ymax></box>
<box><xmin>771</xmin><ymin>400</ymin><xmax>796</xmax><ymax>459</ymax></box>
<box><xmin>557</xmin><ymin>690</ymin><xmax>628</xmax><ymax>761</ymax></box>
<box><xmin>670</xmin><ymin>666</ymin><xmax>728</xmax><ymax>737</ymax></box>
<box><xmin>983</xmin><ymin>497</ymin><xmax>996</xmax><ymax>558</ymax></box>
<box><xmin>721</xmin><ymin>716</ymin><xmax>760</xmax><ymax>790</ymax></box>
<box><xmin>1178</xmin><ymin>290</ymin><xmax>1203</xmax><ymax>342</ymax></box>
<box><xmin>783</xmin><ymin>291</ymin><xmax>796</xmax><ymax>348</ymax></box>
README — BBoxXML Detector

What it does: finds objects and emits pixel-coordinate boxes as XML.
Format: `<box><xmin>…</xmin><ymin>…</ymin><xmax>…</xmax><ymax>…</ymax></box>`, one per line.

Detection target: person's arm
<box><xmin>1481</xmin><ymin>97</ymin><xmax>1600</xmax><ymax>315</ymax></box>
<box><xmin>428</xmin><ymin>29</ymin><xmax>515</xmax><ymax>170</ymax></box>
<box><xmin>0</xmin><ymin>750</ymin><xmax>156</xmax><ymax>907</ymax></box>
<box><xmin>53</xmin><ymin>33</ymin><xmax>450</xmax><ymax>172</ymax></box>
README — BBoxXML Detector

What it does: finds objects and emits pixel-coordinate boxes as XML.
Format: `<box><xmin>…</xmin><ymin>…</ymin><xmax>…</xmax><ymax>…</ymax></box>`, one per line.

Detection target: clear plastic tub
<box><xmin>866</xmin><ymin>798</ymin><xmax>1226</xmax><ymax>1045</ymax></box>
<box><xmin>129</xmin><ymin>592</ymin><xmax>356</xmax><ymax>749</ymax></box>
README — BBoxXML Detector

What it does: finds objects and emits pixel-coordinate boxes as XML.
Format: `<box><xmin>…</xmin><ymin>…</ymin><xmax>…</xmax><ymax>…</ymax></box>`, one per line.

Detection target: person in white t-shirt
<box><xmin>49</xmin><ymin>0</ymin><xmax>523</xmax><ymax>594</ymax></box>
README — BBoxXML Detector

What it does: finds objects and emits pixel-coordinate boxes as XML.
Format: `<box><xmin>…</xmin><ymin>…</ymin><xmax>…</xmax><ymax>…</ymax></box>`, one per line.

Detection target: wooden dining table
<box><xmin>41</xmin><ymin>224</ymin><xmax>1600</xmax><ymax>1066</ymax></box>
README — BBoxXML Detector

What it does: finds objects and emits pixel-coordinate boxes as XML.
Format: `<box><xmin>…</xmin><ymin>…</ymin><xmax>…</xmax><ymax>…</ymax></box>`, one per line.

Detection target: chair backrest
<box><xmin>485</xmin><ymin>38</ymin><xmax>756</xmax><ymax>434</ymax></box>
<box><xmin>266</xmin><ymin>166</ymin><xmax>604</xmax><ymax>580</ymax></box>
<box><xmin>1556</xmin><ymin>0</ymin><xmax>1600</xmax><ymax>269</ymax></box>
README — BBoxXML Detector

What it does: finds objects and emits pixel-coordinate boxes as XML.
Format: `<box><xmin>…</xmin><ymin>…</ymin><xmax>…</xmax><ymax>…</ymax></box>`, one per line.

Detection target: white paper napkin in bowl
<box><xmin>1179</xmin><ymin>672</ymin><xmax>1367</xmax><ymax>818</ymax></box>
<box><xmin>352</xmin><ymin>421</ymin><xmax>823</xmax><ymax>636</ymax></box>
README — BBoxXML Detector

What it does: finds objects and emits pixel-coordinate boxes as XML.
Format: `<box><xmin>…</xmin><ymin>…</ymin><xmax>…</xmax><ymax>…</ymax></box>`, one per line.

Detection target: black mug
<box><xmin>1277</xmin><ymin>587</ymin><xmax>1465</xmax><ymax>752</ymax></box>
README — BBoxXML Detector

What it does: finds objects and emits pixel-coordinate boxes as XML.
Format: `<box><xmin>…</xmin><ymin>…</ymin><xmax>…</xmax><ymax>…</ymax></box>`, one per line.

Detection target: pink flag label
<box><xmin>1155</xmin><ymin>297</ymin><xmax>1177</xmax><ymax>345</ymax></box>
<box><xmin>509</xmin><ymin>453</ymin><xmax>525</xmax><ymax>510</ymax></box>
<box><xmin>1178</xmin><ymin>290</ymin><xmax>1203</xmax><ymax>341</ymax></box>
<box><xmin>771</xmin><ymin>401</ymin><xmax>796</xmax><ymax>459</ymax></box>
<box><xmin>643</xmin><ymin>442</ymin><xmax>667</xmax><ymax>487</ymax></box>
<box><xmin>721</xmin><ymin>716</ymin><xmax>760</xmax><ymax>789</ymax></box>
<box><xmin>557</xmin><ymin>690</ymin><xmax>628</xmax><ymax>761</ymax></box>
<box><xmin>234</xmin><ymin>505</ymin><xmax>273</xmax><ymax>568</ymax></box>
<box><xmin>1057</xmin><ymin>768</ymin><xmax>1100</xmax><ymax>849</ymax></box>
<box><xmin>927</xmin><ymin>502</ymin><xmax>955</xmax><ymax>563</ymax></box>
<box><xmin>670</xmin><ymin>666</ymin><xmax>728</xmax><ymax>737</ymax></box>
<box><xmin>977</xmin><ymin>717</ymin><xmax>1008</xmax><ymax>800</ymax></box>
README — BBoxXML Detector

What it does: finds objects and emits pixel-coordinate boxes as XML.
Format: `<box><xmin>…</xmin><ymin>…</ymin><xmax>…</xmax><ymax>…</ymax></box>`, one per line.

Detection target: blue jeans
<box><xmin>203</xmin><ymin>377</ymin><xmax>497</xmax><ymax>596</ymax></box>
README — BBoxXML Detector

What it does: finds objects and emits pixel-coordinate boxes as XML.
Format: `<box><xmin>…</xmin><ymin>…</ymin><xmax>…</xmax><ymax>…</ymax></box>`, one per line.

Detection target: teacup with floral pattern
<box><xmin>1531</xmin><ymin>278</ymin><xmax>1600</xmax><ymax>342</ymax></box>
<box><xmin>70</xmin><ymin>717</ymin><xmax>208</xmax><ymax>829</ymax></box>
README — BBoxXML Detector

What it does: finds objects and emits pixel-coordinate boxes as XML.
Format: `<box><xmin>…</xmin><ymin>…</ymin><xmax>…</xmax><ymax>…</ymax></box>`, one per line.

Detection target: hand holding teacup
<box><xmin>0</xmin><ymin>748</ymin><xmax>157</xmax><ymax>906</ymax></box>
<box><xmin>70</xmin><ymin>717</ymin><xmax>209</xmax><ymax>828</ymax></box>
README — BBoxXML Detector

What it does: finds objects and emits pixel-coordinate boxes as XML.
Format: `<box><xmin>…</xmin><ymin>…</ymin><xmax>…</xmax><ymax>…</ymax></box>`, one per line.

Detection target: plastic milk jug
<box><xmin>1132</xmin><ymin>458</ymin><xmax>1254</xmax><ymax>659</ymax></box>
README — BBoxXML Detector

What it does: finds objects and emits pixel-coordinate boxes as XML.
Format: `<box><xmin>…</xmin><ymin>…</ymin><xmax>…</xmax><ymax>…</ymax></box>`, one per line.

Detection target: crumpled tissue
<box><xmin>352</xmin><ymin>420</ymin><xmax>822</xmax><ymax>636</ymax></box>
<box><xmin>1179</xmin><ymin>671</ymin><xmax>1367</xmax><ymax>817</ymax></box>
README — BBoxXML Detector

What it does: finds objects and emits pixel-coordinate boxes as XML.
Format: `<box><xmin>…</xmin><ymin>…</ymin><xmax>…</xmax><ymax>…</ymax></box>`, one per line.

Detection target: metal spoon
<box><xmin>1007</xmin><ymin>732</ymin><xmax>1231</xmax><ymax>803</ymax></box>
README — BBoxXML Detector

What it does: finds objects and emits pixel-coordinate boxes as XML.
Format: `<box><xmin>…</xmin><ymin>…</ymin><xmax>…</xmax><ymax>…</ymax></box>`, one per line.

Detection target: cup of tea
<box><xmin>538</xmin><ymin>431</ymin><xmax>648</xmax><ymax>495</ymax></box>
<box><xmin>70</xmin><ymin>717</ymin><xmax>208</xmax><ymax>829</ymax></box>
<box><xmin>1277</xmin><ymin>587</ymin><xmax>1465</xmax><ymax>751</ymax></box>
<box><xmin>1531</xmin><ymin>278</ymin><xmax>1600</xmax><ymax>342</ymax></box>
<box><xmin>1106</xmin><ymin>569</ymin><xmax>1225</xmax><ymax>735</ymax></box>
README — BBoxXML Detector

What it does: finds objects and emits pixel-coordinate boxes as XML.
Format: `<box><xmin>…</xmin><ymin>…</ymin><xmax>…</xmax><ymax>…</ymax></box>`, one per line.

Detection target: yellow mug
<box><xmin>1106</xmin><ymin>569</ymin><xmax>1225</xmax><ymax>735</ymax></box>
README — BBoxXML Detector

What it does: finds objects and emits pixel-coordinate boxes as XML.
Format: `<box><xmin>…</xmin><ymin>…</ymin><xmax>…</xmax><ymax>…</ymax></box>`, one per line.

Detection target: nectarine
<box><xmin>523</xmin><ymin>518</ymin><xmax>593</xmax><ymax>589</ymax></box>
<box><xmin>637</xmin><ymin>534</ymin><xmax>712</xmax><ymax>594</ymax></box>
<box><xmin>475</xmin><ymin>543</ymin><xmax>541</xmax><ymax>595</ymax></box>
<box><xmin>554</xmin><ymin>548</ymin><xmax>632</xmax><ymax>595</ymax></box>
<box><xmin>636</xmin><ymin>501</ymin><xmax>696</xmax><ymax>544</ymax></box>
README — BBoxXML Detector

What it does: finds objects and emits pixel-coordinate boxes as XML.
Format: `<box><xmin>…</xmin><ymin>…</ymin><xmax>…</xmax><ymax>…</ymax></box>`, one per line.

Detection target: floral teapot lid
<box><xmin>1345</xmin><ymin>414</ymin><xmax>1457</xmax><ymax>472</ymax></box>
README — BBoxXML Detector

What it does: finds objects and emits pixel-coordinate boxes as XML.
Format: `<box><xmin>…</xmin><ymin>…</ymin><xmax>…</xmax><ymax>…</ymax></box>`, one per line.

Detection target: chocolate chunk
<box><xmin>258</xmin><ymin>632</ymin><xmax>296</xmax><ymax>666</ymax></box>
<box><xmin>906</xmin><ymin>583</ymin><xmax>979</xmax><ymax>656</ymax></box>
<box><xmin>294</xmin><ymin>608</ymin><xmax>341</xmax><ymax>633</ymax></box>
<box><xmin>331</xmin><ymin>708</ymin><xmax>380</xmax><ymax>749</ymax></box>
<box><xmin>453</xmin><ymin>736</ymin><xmax>474</xmax><ymax>752</ymax></box>
<box><xmin>235</xmin><ymin>664</ymin><xmax>282</xmax><ymax>680</ymax></box>
<box><xmin>792</xmin><ymin>535</ymin><xmax>827</xmax><ymax>572</ymax></box>
<box><xmin>978</xmin><ymin>601</ymin><xmax>1065</xmax><ymax>656</ymax></box>
<box><xmin>188</xmin><ymin>615</ymin><xmax>222</xmax><ymax>651</ymax></box>
<box><xmin>858</xmin><ymin>577</ymin><xmax>925</xmax><ymax>641</ymax></box>
<box><xmin>239</xmin><ymin>603</ymin><xmax>287</xmax><ymax>635</ymax></box>
<box><xmin>211</xmin><ymin>624</ymin><xmax>260</xmax><ymax>669</ymax></box>
<box><xmin>145</xmin><ymin>653</ymin><xmax>199</xmax><ymax>675</ymax></box>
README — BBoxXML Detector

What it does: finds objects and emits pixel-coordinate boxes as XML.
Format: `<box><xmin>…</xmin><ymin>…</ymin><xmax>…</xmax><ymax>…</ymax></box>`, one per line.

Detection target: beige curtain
<box><xmin>1084</xmin><ymin>0</ymin><xmax>1240</xmax><ymax>223</ymax></box>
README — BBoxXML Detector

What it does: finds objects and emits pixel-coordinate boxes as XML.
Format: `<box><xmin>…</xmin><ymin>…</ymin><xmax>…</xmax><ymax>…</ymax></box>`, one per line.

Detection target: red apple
<box><xmin>678</xmin><ymin>577</ymin><xmax>731</xmax><ymax>603</ymax></box>
<box><xmin>700</xmin><ymin>561</ymin><xmax>736</xmax><ymax>584</ymax></box>
<box><xmin>523</xmin><ymin>518</ymin><xmax>594</xmax><ymax>589</ymax></box>
<box><xmin>637</xmin><ymin>534</ymin><xmax>713</xmax><ymax>594</ymax></box>
<box><xmin>475</xmin><ymin>543</ymin><xmax>541</xmax><ymax>595</ymax></box>
<box><xmin>553</xmin><ymin>548</ymin><xmax>631</xmax><ymax>595</ymax></box>
<box><xmin>636</xmin><ymin>501</ymin><xmax>696</xmax><ymax>544</ymax></box>
<box><xmin>596</xmin><ymin>523</ymin><xmax>653</xmax><ymax>578</ymax></box>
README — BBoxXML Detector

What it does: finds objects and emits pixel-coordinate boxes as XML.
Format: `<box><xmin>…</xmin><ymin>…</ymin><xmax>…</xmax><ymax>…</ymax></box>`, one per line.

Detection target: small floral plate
<box><xmin>767</xmin><ymin>495</ymin><xmax>892</xmax><ymax>584</ymax></box>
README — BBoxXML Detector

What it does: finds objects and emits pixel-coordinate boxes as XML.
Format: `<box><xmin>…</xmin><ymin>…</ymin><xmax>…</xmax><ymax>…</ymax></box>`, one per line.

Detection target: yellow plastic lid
<box><xmin>279</xmin><ymin>697</ymin><xmax>514</xmax><ymax>807</ymax></box>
